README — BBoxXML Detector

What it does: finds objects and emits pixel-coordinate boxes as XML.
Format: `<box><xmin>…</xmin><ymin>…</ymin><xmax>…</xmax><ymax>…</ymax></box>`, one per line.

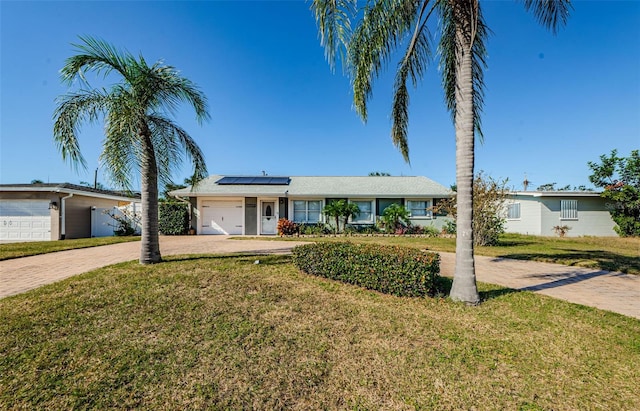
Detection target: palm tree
<box><xmin>54</xmin><ymin>37</ymin><xmax>209</xmax><ymax>264</ymax></box>
<box><xmin>342</xmin><ymin>202</ymin><xmax>361</xmax><ymax>230</ymax></box>
<box><xmin>312</xmin><ymin>0</ymin><xmax>570</xmax><ymax>304</ymax></box>
<box><xmin>323</xmin><ymin>200</ymin><xmax>344</xmax><ymax>233</ymax></box>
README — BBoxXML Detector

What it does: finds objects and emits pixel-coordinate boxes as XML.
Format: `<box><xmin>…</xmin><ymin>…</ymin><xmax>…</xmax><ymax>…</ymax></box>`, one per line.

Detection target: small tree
<box><xmin>342</xmin><ymin>202</ymin><xmax>361</xmax><ymax>229</ymax></box>
<box><xmin>381</xmin><ymin>203</ymin><xmax>411</xmax><ymax>232</ymax></box>
<box><xmin>103</xmin><ymin>207</ymin><xmax>141</xmax><ymax>236</ymax></box>
<box><xmin>588</xmin><ymin>149</ymin><xmax>640</xmax><ymax>237</ymax></box>
<box><xmin>323</xmin><ymin>200</ymin><xmax>361</xmax><ymax>233</ymax></box>
<box><xmin>323</xmin><ymin>200</ymin><xmax>344</xmax><ymax>233</ymax></box>
<box><xmin>436</xmin><ymin>172</ymin><xmax>508</xmax><ymax>246</ymax></box>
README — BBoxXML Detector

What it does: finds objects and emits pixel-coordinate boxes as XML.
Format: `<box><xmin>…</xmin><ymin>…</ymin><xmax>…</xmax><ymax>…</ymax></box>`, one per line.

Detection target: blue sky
<box><xmin>1</xmin><ymin>1</ymin><xmax>638</xmax><ymax>191</ymax></box>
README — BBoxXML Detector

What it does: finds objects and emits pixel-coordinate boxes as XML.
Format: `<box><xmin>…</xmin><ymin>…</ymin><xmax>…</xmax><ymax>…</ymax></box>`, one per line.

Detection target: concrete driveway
<box><xmin>1</xmin><ymin>236</ymin><xmax>639</xmax><ymax>320</ymax></box>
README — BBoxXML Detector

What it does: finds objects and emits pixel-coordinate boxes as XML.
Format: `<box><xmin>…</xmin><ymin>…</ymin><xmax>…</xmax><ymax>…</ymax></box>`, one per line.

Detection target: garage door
<box><xmin>201</xmin><ymin>200</ymin><xmax>243</xmax><ymax>235</ymax></box>
<box><xmin>0</xmin><ymin>200</ymin><xmax>52</xmax><ymax>242</ymax></box>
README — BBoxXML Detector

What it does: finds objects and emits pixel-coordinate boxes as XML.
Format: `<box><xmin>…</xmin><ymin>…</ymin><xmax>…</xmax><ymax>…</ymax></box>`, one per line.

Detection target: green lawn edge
<box><xmin>0</xmin><ymin>236</ymin><xmax>141</xmax><ymax>261</ymax></box>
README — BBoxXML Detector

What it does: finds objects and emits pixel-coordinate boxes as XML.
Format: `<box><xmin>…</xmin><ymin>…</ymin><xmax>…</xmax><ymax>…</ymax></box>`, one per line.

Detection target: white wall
<box><xmin>504</xmin><ymin>195</ymin><xmax>617</xmax><ymax>237</ymax></box>
<box><xmin>539</xmin><ymin>197</ymin><xmax>616</xmax><ymax>237</ymax></box>
<box><xmin>504</xmin><ymin>197</ymin><xmax>542</xmax><ymax>235</ymax></box>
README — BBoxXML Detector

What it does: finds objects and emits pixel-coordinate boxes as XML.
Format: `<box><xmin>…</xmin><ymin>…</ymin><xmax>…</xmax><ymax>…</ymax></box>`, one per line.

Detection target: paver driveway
<box><xmin>1</xmin><ymin>236</ymin><xmax>639</xmax><ymax>319</ymax></box>
<box><xmin>0</xmin><ymin>236</ymin><xmax>304</xmax><ymax>299</ymax></box>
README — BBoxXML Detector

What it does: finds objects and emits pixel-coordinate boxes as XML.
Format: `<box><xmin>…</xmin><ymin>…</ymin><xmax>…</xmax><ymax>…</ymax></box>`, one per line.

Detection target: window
<box><xmin>407</xmin><ymin>200</ymin><xmax>432</xmax><ymax>218</ymax></box>
<box><xmin>507</xmin><ymin>203</ymin><xmax>521</xmax><ymax>219</ymax></box>
<box><xmin>293</xmin><ymin>200</ymin><xmax>322</xmax><ymax>223</ymax></box>
<box><xmin>560</xmin><ymin>200</ymin><xmax>578</xmax><ymax>220</ymax></box>
<box><xmin>352</xmin><ymin>200</ymin><xmax>373</xmax><ymax>223</ymax></box>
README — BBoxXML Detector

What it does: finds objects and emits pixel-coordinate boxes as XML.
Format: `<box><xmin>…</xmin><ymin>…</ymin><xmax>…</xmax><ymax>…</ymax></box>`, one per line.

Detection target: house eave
<box><xmin>0</xmin><ymin>185</ymin><xmax>139</xmax><ymax>203</ymax></box>
<box><xmin>510</xmin><ymin>191</ymin><xmax>602</xmax><ymax>198</ymax></box>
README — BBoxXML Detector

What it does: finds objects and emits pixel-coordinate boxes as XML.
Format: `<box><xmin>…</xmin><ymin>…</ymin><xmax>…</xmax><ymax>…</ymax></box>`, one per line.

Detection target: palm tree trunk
<box><xmin>139</xmin><ymin>125</ymin><xmax>162</xmax><ymax>264</ymax></box>
<box><xmin>449</xmin><ymin>4</ymin><xmax>480</xmax><ymax>304</ymax></box>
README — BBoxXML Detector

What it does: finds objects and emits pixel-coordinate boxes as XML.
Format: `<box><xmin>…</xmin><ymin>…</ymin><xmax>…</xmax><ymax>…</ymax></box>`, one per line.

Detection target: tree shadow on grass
<box><xmin>164</xmin><ymin>253</ymin><xmax>292</xmax><ymax>265</ymax></box>
<box><xmin>436</xmin><ymin>276</ymin><xmax>519</xmax><ymax>302</ymax></box>
<box><xmin>480</xmin><ymin>287</ymin><xmax>520</xmax><ymax>301</ymax></box>
<box><xmin>495</xmin><ymin>239</ymin><xmax>535</xmax><ymax>247</ymax></box>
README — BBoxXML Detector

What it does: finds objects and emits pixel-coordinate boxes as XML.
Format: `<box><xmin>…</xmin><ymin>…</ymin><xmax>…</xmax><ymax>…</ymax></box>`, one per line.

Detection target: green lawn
<box><xmin>0</xmin><ymin>236</ymin><xmax>140</xmax><ymax>261</ymax></box>
<box><xmin>1</xmin><ymin>254</ymin><xmax>638</xmax><ymax>409</ymax></box>
<box><xmin>247</xmin><ymin>234</ymin><xmax>640</xmax><ymax>274</ymax></box>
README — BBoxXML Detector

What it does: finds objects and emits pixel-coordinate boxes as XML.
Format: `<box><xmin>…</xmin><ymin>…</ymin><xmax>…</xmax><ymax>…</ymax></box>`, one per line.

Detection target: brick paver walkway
<box><xmin>1</xmin><ymin>237</ymin><xmax>639</xmax><ymax>319</ymax></box>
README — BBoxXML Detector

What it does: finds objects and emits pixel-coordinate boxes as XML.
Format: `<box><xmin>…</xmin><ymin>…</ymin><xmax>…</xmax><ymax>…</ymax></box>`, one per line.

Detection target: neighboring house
<box><xmin>504</xmin><ymin>191</ymin><xmax>617</xmax><ymax>237</ymax></box>
<box><xmin>0</xmin><ymin>183</ymin><xmax>140</xmax><ymax>242</ymax></box>
<box><xmin>170</xmin><ymin>175</ymin><xmax>453</xmax><ymax>235</ymax></box>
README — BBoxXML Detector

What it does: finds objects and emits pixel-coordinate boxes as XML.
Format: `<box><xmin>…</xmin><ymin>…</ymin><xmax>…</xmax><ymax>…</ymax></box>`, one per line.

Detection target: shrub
<box><xmin>553</xmin><ymin>225</ymin><xmax>571</xmax><ymax>238</ymax></box>
<box><xmin>102</xmin><ymin>208</ymin><xmax>140</xmax><ymax>236</ymax></box>
<box><xmin>277</xmin><ymin>218</ymin><xmax>298</xmax><ymax>236</ymax></box>
<box><xmin>436</xmin><ymin>172</ymin><xmax>507</xmax><ymax>245</ymax></box>
<box><xmin>158</xmin><ymin>202</ymin><xmax>189</xmax><ymax>235</ymax></box>
<box><xmin>442</xmin><ymin>220</ymin><xmax>456</xmax><ymax>235</ymax></box>
<box><xmin>298</xmin><ymin>222</ymin><xmax>330</xmax><ymax>235</ymax></box>
<box><xmin>343</xmin><ymin>224</ymin><xmax>381</xmax><ymax>235</ymax></box>
<box><xmin>405</xmin><ymin>225</ymin><xmax>440</xmax><ymax>236</ymax></box>
<box><xmin>292</xmin><ymin>242</ymin><xmax>441</xmax><ymax>297</ymax></box>
<box><xmin>380</xmin><ymin>203</ymin><xmax>411</xmax><ymax>232</ymax></box>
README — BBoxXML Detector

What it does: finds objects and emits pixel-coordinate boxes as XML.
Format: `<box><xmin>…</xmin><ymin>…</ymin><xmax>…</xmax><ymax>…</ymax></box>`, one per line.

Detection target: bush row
<box><xmin>291</xmin><ymin>242</ymin><xmax>440</xmax><ymax>297</ymax></box>
<box><xmin>277</xmin><ymin>218</ymin><xmax>443</xmax><ymax>237</ymax></box>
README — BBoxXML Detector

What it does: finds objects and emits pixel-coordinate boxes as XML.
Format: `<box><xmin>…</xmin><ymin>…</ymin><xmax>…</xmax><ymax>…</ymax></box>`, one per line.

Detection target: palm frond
<box><xmin>60</xmin><ymin>36</ymin><xmax>135</xmax><ymax>86</ymax></box>
<box><xmin>391</xmin><ymin>1</ymin><xmax>435</xmax><ymax>162</ymax></box>
<box><xmin>349</xmin><ymin>0</ymin><xmax>426</xmax><ymax>122</ymax></box>
<box><xmin>145</xmin><ymin>64</ymin><xmax>210</xmax><ymax>123</ymax></box>
<box><xmin>52</xmin><ymin>89</ymin><xmax>112</xmax><ymax>170</ymax></box>
<box><xmin>437</xmin><ymin>0</ymin><xmax>489</xmax><ymax>141</ymax></box>
<box><xmin>100</xmin><ymin>90</ymin><xmax>140</xmax><ymax>190</ymax></box>
<box><xmin>147</xmin><ymin>114</ymin><xmax>208</xmax><ymax>186</ymax></box>
<box><xmin>523</xmin><ymin>0</ymin><xmax>572</xmax><ymax>34</ymax></box>
<box><xmin>311</xmin><ymin>0</ymin><xmax>357</xmax><ymax>72</ymax></box>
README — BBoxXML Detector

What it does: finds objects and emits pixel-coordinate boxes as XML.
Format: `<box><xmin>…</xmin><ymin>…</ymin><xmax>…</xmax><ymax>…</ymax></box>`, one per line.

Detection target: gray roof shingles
<box><xmin>171</xmin><ymin>175</ymin><xmax>452</xmax><ymax>198</ymax></box>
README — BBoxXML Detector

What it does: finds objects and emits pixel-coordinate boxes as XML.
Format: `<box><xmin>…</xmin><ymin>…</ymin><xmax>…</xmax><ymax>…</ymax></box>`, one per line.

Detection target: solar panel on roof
<box><xmin>216</xmin><ymin>176</ymin><xmax>290</xmax><ymax>185</ymax></box>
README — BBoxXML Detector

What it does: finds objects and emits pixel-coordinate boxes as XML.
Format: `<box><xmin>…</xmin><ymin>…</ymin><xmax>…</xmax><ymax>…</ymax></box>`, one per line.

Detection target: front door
<box><xmin>261</xmin><ymin>201</ymin><xmax>276</xmax><ymax>235</ymax></box>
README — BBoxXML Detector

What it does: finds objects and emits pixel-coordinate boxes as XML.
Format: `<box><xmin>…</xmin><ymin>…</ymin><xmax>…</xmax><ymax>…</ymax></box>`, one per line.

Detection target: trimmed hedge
<box><xmin>291</xmin><ymin>242</ymin><xmax>440</xmax><ymax>297</ymax></box>
<box><xmin>158</xmin><ymin>202</ymin><xmax>189</xmax><ymax>235</ymax></box>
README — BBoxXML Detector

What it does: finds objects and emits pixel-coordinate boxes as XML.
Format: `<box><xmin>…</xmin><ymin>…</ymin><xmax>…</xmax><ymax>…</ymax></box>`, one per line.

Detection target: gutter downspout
<box><xmin>60</xmin><ymin>193</ymin><xmax>74</xmax><ymax>239</ymax></box>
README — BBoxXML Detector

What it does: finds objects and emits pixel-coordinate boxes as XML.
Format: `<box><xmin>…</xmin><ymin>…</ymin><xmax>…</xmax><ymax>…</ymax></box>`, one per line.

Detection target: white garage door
<box><xmin>201</xmin><ymin>200</ymin><xmax>243</xmax><ymax>235</ymax></box>
<box><xmin>0</xmin><ymin>200</ymin><xmax>52</xmax><ymax>242</ymax></box>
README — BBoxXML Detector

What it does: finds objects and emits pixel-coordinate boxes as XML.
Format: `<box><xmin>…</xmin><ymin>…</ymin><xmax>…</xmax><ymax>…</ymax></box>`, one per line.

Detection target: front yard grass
<box><xmin>1</xmin><ymin>254</ymin><xmax>638</xmax><ymax>409</ymax></box>
<box><xmin>0</xmin><ymin>236</ymin><xmax>140</xmax><ymax>261</ymax></box>
<box><xmin>251</xmin><ymin>234</ymin><xmax>640</xmax><ymax>274</ymax></box>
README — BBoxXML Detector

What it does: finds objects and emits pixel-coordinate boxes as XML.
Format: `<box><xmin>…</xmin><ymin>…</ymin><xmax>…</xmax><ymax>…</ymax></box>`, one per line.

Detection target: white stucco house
<box><xmin>0</xmin><ymin>183</ymin><xmax>140</xmax><ymax>242</ymax></box>
<box><xmin>504</xmin><ymin>191</ymin><xmax>617</xmax><ymax>237</ymax></box>
<box><xmin>170</xmin><ymin>175</ymin><xmax>454</xmax><ymax>235</ymax></box>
